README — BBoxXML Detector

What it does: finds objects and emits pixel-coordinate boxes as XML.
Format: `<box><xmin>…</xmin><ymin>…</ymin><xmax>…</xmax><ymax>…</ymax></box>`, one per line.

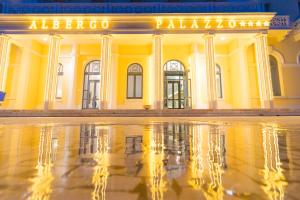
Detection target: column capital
<box><xmin>152</xmin><ymin>34</ymin><xmax>163</xmax><ymax>38</ymax></box>
<box><xmin>255</xmin><ymin>32</ymin><xmax>268</xmax><ymax>39</ymax></box>
<box><xmin>101</xmin><ymin>34</ymin><xmax>112</xmax><ymax>39</ymax></box>
<box><xmin>203</xmin><ymin>33</ymin><xmax>215</xmax><ymax>39</ymax></box>
<box><xmin>49</xmin><ymin>34</ymin><xmax>63</xmax><ymax>40</ymax></box>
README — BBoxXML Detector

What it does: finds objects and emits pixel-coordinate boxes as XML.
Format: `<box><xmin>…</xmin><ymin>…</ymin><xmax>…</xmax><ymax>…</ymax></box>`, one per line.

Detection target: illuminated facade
<box><xmin>0</xmin><ymin>0</ymin><xmax>300</xmax><ymax>110</ymax></box>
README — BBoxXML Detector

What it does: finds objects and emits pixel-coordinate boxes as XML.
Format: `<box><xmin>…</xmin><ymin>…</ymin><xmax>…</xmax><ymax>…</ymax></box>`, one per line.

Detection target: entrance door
<box><xmin>82</xmin><ymin>60</ymin><xmax>101</xmax><ymax>109</ymax></box>
<box><xmin>87</xmin><ymin>80</ymin><xmax>100</xmax><ymax>109</ymax></box>
<box><xmin>167</xmin><ymin>80</ymin><xmax>184</xmax><ymax>109</ymax></box>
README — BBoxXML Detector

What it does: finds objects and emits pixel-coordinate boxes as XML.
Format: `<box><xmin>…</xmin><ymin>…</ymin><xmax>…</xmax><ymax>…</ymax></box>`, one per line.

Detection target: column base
<box><xmin>44</xmin><ymin>101</ymin><xmax>54</xmax><ymax>110</ymax></box>
<box><xmin>261</xmin><ymin>100</ymin><xmax>274</xmax><ymax>109</ymax></box>
<box><xmin>154</xmin><ymin>100</ymin><xmax>163</xmax><ymax>110</ymax></box>
<box><xmin>99</xmin><ymin>101</ymin><xmax>107</xmax><ymax>110</ymax></box>
<box><xmin>208</xmin><ymin>100</ymin><xmax>217</xmax><ymax>109</ymax></box>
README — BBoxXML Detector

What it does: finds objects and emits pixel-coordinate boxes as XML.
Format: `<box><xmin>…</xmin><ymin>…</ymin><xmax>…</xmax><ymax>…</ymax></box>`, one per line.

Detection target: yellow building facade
<box><xmin>0</xmin><ymin>14</ymin><xmax>300</xmax><ymax>110</ymax></box>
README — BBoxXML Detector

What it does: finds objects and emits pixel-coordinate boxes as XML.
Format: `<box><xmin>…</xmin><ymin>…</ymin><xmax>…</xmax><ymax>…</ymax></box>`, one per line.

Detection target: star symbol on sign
<box><xmin>264</xmin><ymin>21</ymin><xmax>270</xmax><ymax>27</ymax></box>
<box><xmin>248</xmin><ymin>21</ymin><xmax>254</xmax><ymax>27</ymax></box>
<box><xmin>256</xmin><ymin>21</ymin><xmax>262</xmax><ymax>27</ymax></box>
<box><xmin>240</xmin><ymin>21</ymin><xmax>246</xmax><ymax>27</ymax></box>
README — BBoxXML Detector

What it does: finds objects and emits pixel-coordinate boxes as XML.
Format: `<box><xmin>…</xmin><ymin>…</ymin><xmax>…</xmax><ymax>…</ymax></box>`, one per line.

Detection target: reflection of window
<box><xmin>56</xmin><ymin>63</ymin><xmax>63</xmax><ymax>99</ymax></box>
<box><xmin>216</xmin><ymin>64</ymin><xmax>223</xmax><ymax>98</ymax></box>
<box><xmin>79</xmin><ymin>124</ymin><xmax>98</xmax><ymax>155</ymax></box>
<box><xmin>125</xmin><ymin>136</ymin><xmax>143</xmax><ymax>155</ymax></box>
<box><xmin>127</xmin><ymin>63</ymin><xmax>143</xmax><ymax>99</ymax></box>
<box><xmin>298</xmin><ymin>53</ymin><xmax>300</xmax><ymax>64</ymax></box>
<box><xmin>269</xmin><ymin>55</ymin><xmax>281</xmax><ymax>96</ymax></box>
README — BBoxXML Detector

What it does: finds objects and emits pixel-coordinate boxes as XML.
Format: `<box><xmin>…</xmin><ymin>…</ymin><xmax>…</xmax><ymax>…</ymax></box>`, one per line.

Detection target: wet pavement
<box><xmin>0</xmin><ymin>117</ymin><xmax>299</xmax><ymax>200</ymax></box>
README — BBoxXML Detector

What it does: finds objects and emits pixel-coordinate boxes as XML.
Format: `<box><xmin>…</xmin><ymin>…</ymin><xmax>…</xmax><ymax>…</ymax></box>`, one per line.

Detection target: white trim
<box><xmin>269</xmin><ymin>47</ymin><xmax>285</xmax><ymax>64</ymax></box>
<box><xmin>269</xmin><ymin>50</ymin><xmax>285</xmax><ymax>97</ymax></box>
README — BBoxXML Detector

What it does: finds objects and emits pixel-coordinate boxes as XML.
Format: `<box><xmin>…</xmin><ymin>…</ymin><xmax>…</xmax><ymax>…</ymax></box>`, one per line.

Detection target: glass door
<box><xmin>87</xmin><ymin>80</ymin><xmax>100</xmax><ymax>109</ymax></box>
<box><xmin>167</xmin><ymin>80</ymin><xmax>184</xmax><ymax>109</ymax></box>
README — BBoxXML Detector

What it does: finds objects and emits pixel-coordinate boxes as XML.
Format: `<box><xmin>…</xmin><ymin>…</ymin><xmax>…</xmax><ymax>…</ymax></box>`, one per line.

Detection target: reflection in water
<box><xmin>125</xmin><ymin>135</ymin><xmax>143</xmax><ymax>176</ymax></box>
<box><xmin>189</xmin><ymin>126</ymin><xmax>205</xmax><ymax>189</ymax></box>
<box><xmin>27</xmin><ymin>127</ymin><xmax>56</xmax><ymax>200</ymax></box>
<box><xmin>1</xmin><ymin>120</ymin><xmax>292</xmax><ymax>200</ymax></box>
<box><xmin>189</xmin><ymin>125</ymin><xmax>226</xmax><ymax>200</ymax></box>
<box><xmin>149</xmin><ymin>125</ymin><xmax>167</xmax><ymax>200</ymax></box>
<box><xmin>163</xmin><ymin>124</ymin><xmax>190</xmax><ymax>179</ymax></box>
<box><xmin>80</xmin><ymin>125</ymin><xmax>110</xmax><ymax>200</ymax></box>
<box><xmin>261</xmin><ymin>125</ymin><xmax>288</xmax><ymax>200</ymax></box>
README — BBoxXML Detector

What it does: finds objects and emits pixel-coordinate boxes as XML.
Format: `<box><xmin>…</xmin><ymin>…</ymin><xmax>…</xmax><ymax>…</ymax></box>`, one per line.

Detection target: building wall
<box><xmin>269</xmin><ymin>32</ymin><xmax>300</xmax><ymax>108</ymax></box>
<box><xmin>116</xmin><ymin>44</ymin><xmax>151</xmax><ymax>109</ymax></box>
<box><xmin>1</xmin><ymin>32</ymin><xmax>300</xmax><ymax>110</ymax></box>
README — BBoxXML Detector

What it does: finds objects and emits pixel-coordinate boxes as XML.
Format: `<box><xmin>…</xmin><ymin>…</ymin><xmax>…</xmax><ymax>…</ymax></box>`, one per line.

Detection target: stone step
<box><xmin>0</xmin><ymin>109</ymin><xmax>299</xmax><ymax>117</ymax></box>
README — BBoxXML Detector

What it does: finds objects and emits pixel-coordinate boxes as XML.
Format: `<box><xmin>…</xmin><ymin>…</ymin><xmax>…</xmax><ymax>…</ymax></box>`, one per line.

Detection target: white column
<box><xmin>255</xmin><ymin>33</ymin><xmax>273</xmax><ymax>109</ymax></box>
<box><xmin>100</xmin><ymin>34</ymin><xmax>112</xmax><ymax>109</ymax></box>
<box><xmin>204</xmin><ymin>34</ymin><xmax>217</xmax><ymax>109</ymax></box>
<box><xmin>153</xmin><ymin>34</ymin><xmax>163</xmax><ymax>110</ymax></box>
<box><xmin>44</xmin><ymin>34</ymin><xmax>61</xmax><ymax>110</ymax></box>
<box><xmin>191</xmin><ymin>43</ymin><xmax>200</xmax><ymax>109</ymax></box>
<box><xmin>0</xmin><ymin>34</ymin><xmax>11</xmax><ymax>92</ymax></box>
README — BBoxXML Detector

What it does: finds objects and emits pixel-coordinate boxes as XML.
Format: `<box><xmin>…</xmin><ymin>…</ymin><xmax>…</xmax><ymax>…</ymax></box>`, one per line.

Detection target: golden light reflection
<box><xmin>92</xmin><ymin>128</ymin><xmax>110</xmax><ymax>200</ymax></box>
<box><xmin>261</xmin><ymin>125</ymin><xmax>288</xmax><ymax>200</ymax></box>
<box><xmin>189</xmin><ymin>126</ymin><xmax>225</xmax><ymax>200</ymax></box>
<box><xmin>27</xmin><ymin>127</ymin><xmax>55</xmax><ymax>200</ymax></box>
<box><xmin>189</xmin><ymin>126</ymin><xmax>204</xmax><ymax>189</ymax></box>
<box><xmin>206</xmin><ymin>126</ymin><xmax>224</xmax><ymax>200</ymax></box>
<box><xmin>149</xmin><ymin>125</ymin><xmax>167</xmax><ymax>200</ymax></box>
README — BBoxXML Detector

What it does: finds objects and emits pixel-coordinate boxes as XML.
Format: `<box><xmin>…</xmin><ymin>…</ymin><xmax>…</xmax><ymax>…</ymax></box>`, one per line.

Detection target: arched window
<box><xmin>216</xmin><ymin>64</ymin><xmax>223</xmax><ymax>99</ymax></box>
<box><xmin>164</xmin><ymin>60</ymin><xmax>185</xmax><ymax>72</ymax></box>
<box><xmin>297</xmin><ymin>53</ymin><xmax>300</xmax><ymax>64</ymax></box>
<box><xmin>56</xmin><ymin>63</ymin><xmax>63</xmax><ymax>99</ymax></box>
<box><xmin>127</xmin><ymin>63</ymin><xmax>143</xmax><ymax>99</ymax></box>
<box><xmin>269</xmin><ymin>55</ymin><xmax>281</xmax><ymax>96</ymax></box>
<box><xmin>82</xmin><ymin>60</ymin><xmax>101</xmax><ymax>109</ymax></box>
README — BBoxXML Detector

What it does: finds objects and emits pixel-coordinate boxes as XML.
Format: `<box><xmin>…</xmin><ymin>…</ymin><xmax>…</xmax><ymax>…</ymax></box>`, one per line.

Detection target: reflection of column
<box><xmin>153</xmin><ymin>34</ymin><xmax>163</xmax><ymax>110</ymax></box>
<box><xmin>261</xmin><ymin>125</ymin><xmax>287</xmax><ymax>200</ymax></box>
<box><xmin>100</xmin><ymin>35</ymin><xmax>112</xmax><ymax>109</ymax></box>
<box><xmin>149</xmin><ymin>124</ymin><xmax>166</xmax><ymax>200</ymax></box>
<box><xmin>0</xmin><ymin>34</ymin><xmax>11</xmax><ymax>91</ymax></box>
<box><xmin>206</xmin><ymin>126</ymin><xmax>224</xmax><ymax>200</ymax></box>
<box><xmin>204</xmin><ymin>34</ymin><xmax>217</xmax><ymax>109</ymax></box>
<box><xmin>189</xmin><ymin>125</ymin><xmax>205</xmax><ymax>188</ymax></box>
<box><xmin>92</xmin><ymin>128</ymin><xmax>110</xmax><ymax>200</ymax></box>
<box><xmin>28</xmin><ymin>127</ymin><xmax>55</xmax><ymax>200</ymax></box>
<box><xmin>255</xmin><ymin>34</ymin><xmax>273</xmax><ymax>109</ymax></box>
<box><xmin>44</xmin><ymin>35</ymin><xmax>61</xmax><ymax>110</ymax></box>
<box><xmin>189</xmin><ymin>125</ymin><xmax>225</xmax><ymax>200</ymax></box>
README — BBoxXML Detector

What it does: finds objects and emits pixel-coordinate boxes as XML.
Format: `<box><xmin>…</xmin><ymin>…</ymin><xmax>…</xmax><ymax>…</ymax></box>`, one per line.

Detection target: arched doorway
<box><xmin>82</xmin><ymin>60</ymin><xmax>101</xmax><ymax>109</ymax></box>
<box><xmin>163</xmin><ymin>60</ymin><xmax>189</xmax><ymax>109</ymax></box>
